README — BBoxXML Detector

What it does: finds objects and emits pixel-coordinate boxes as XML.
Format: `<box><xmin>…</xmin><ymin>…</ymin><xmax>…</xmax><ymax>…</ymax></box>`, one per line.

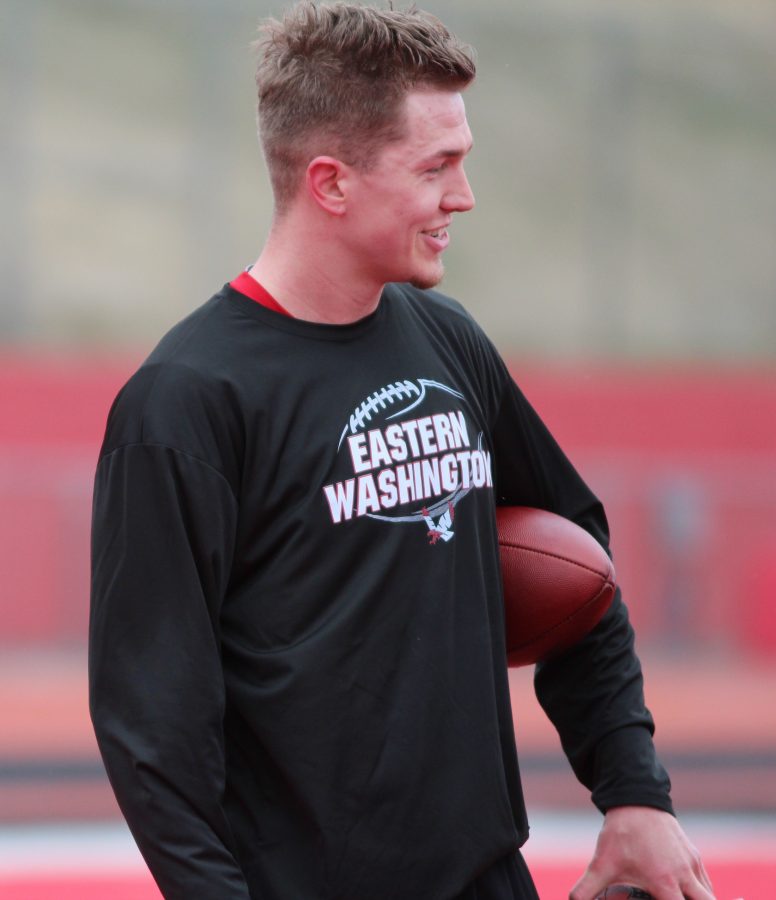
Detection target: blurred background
<box><xmin>1</xmin><ymin>0</ymin><xmax>774</xmax><ymax>896</ymax></box>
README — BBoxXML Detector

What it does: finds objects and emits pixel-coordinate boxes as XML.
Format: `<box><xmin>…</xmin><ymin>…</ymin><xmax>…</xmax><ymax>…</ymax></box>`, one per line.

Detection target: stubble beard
<box><xmin>408</xmin><ymin>262</ymin><xmax>445</xmax><ymax>291</ymax></box>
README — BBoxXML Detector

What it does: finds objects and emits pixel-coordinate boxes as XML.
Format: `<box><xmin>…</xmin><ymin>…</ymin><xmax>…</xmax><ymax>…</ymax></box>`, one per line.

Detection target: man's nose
<box><xmin>443</xmin><ymin>170</ymin><xmax>475</xmax><ymax>213</ymax></box>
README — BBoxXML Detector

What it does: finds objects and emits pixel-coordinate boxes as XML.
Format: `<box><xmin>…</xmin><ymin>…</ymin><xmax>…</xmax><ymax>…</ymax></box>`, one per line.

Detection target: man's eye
<box><xmin>426</xmin><ymin>163</ymin><xmax>447</xmax><ymax>175</ymax></box>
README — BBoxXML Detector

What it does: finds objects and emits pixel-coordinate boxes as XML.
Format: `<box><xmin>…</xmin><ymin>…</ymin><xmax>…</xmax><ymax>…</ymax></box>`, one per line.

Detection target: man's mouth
<box><xmin>422</xmin><ymin>226</ymin><xmax>449</xmax><ymax>241</ymax></box>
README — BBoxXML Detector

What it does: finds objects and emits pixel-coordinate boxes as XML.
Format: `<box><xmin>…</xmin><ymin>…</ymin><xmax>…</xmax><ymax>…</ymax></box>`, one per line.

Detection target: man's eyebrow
<box><xmin>421</xmin><ymin>141</ymin><xmax>474</xmax><ymax>163</ymax></box>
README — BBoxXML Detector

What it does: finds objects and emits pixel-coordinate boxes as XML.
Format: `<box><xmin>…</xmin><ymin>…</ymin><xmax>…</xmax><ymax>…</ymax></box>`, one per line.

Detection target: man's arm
<box><xmin>89</xmin><ymin>442</ymin><xmax>251</xmax><ymax>899</ymax></box>
<box><xmin>535</xmin><ymin>600</ymin><xmax>714</xmax><ymax>898</ymax></box>
<box><xmin>489</xmin><ymin>375</ymin><xmax>714</xmax><ymax>898</ymax></box>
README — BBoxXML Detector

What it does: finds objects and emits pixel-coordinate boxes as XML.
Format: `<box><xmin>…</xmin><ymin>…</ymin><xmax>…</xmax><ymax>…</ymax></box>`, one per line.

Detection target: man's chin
<box><xmin>408</xmin><ymin>265</ymin><xmax>445</xmax><ymax>291</ymax></box>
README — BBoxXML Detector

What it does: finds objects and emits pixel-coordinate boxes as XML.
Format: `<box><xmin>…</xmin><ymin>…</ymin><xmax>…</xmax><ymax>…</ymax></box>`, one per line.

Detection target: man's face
<box><xmin>343</xmin><ymin>89</ymin><xmax>475</xmax><ymax>290</ymax></box>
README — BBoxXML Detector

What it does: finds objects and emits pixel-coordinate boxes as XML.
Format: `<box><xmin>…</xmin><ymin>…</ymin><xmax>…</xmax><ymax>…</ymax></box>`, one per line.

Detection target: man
<box><xmin>89</xmin><ymin>4</ymin><xmax>714</xmax><ymax>899</ymax></box>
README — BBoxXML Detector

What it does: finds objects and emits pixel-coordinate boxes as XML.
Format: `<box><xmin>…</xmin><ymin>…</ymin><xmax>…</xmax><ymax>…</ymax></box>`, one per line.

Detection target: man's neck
<box><xmin>249</xmin><ymin>217</ymin><xmax>383</xmax><ymax>325</ymax></box>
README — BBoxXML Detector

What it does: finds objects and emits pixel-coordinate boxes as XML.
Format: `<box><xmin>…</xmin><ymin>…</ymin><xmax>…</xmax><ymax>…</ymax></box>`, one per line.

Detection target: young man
<box><xmin>89</xmin><ymin>4</ymin><xmax>714</xmax><ymax>899</ymax></box>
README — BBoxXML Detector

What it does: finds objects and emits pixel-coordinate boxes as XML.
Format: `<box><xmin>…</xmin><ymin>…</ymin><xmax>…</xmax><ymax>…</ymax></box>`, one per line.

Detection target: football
<box><xmin>496</xmin><ymin>506</ymin><xmax>616</xmax><ymax>667</ymax></box>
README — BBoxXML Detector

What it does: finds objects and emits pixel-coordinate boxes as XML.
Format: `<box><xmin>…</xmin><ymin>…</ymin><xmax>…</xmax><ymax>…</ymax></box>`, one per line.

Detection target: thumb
<box><xmin>569</xmin><ymin>865</ymin><xmax>609</xmax><ymax>900</ymax></box>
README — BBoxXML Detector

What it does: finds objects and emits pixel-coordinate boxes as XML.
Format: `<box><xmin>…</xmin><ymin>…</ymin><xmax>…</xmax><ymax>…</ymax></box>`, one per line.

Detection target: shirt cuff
<box><xmin>591</xmin><ymin>724</ymin><xmax>675</xmax><ymax>816</ymax></box>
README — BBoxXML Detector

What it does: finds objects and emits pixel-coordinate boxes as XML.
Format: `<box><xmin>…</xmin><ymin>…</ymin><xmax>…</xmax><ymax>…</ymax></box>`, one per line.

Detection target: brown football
<box><xmin>496</xmin><ymin>506</ymin><xmax>616</xmax><ymax>667</ymax></box>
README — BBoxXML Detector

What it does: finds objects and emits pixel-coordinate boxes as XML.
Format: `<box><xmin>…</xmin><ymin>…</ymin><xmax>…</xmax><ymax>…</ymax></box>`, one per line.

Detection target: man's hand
<box><xmin>569</xmin><ymin>806</ymin><xmax>715</xmax><ymax>900</ymax></box>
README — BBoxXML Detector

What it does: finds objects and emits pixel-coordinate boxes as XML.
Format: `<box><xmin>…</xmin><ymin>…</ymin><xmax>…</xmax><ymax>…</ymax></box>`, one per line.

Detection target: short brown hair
<box><xmin>254</xmin><ymin>2</ymin><xmax>476</xmax><ymax>211</ymax></box>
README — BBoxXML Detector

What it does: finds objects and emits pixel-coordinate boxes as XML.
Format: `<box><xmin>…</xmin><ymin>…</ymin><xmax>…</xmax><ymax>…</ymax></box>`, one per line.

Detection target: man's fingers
<box><xmin>678</xmin><ymin>873</ymin><xmax>716</xmax><ymax>900</ymax></box>
<box><xmin>568</xmin><ymin>865</ymin><xmax>609</xmax><ymax>900</ymax></box>
<box><xmin>679</xmin><ymin>842</ymin><xmax>715</xmax><ymax>898</ymax></box>
<box><xmin>571</xmin><ymin>870</ymin><xmax>712</xmax><ymax>900</ymax></box>
<box><xmin>695</xmin><ymin>852</ymin><xmax>715</xmax><ymax>894</ymax></box>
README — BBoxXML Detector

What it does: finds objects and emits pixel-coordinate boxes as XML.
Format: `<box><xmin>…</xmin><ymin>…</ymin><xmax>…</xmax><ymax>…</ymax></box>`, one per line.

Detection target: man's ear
<box><xmin>305</xmin><ymin>156</ymin><xmax>349</xmax><ymax>216</ymax></box>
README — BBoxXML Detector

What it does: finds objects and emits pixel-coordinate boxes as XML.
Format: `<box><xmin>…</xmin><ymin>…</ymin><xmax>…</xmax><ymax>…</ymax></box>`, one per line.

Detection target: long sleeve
<box><xmin>89</xmin><ymin>442</ymin><xmax>252</xmax><ymax>898</ymax></box>
<box><xmin>490</xmin><ymin>373</ymin><xmax>674</xmax><ymax>816</ymax></box>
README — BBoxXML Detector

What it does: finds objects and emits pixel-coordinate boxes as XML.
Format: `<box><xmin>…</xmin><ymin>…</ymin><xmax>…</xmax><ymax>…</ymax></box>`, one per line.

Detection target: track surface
<box><xmin>1</xmin><ymin>815</ymin><xmax>772</xmax><ymax>899</ymax></box>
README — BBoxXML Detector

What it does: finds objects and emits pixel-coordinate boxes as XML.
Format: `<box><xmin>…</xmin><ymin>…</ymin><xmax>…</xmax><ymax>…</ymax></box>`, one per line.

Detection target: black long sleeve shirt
<box><xmin>90</xmin><ymin>281</ymin><xmax>672</xmax><ymax>900</ymax></box>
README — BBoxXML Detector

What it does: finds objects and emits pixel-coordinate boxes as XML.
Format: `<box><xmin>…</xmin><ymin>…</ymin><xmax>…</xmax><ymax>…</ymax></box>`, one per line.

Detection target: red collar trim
<box><xmin>230</xmin><ymin>271</ymin><xmax>293</xmax><ymax>318</ymax></box>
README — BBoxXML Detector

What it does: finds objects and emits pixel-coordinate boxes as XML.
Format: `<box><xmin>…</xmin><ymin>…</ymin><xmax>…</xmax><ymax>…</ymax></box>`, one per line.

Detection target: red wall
<box><xmin>515</xmin><ymin>363</ymin><xmax>776</xmax><ymax>657</ymax></box>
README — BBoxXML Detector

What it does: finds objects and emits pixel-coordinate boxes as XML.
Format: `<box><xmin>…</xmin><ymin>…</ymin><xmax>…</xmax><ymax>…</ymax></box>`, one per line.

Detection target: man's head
<box><xmin>255</xmin><ymin>2</ymin><xmax>476</xmax><ymax>213</ymax></box>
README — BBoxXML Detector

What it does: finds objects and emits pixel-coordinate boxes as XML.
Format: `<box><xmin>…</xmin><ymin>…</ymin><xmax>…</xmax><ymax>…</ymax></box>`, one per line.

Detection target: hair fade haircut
<box><xmin>254</xmin><ymin>2</ymin><xmax>476</xmax><ymax>212</ymax></box>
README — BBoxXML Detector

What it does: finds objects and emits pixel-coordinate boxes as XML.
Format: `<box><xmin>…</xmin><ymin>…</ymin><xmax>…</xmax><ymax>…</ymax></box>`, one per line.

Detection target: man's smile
<box><xmin>421</xmin><ymin>222</ymin><xmax>451</xmax><ymax>250</ymax></box>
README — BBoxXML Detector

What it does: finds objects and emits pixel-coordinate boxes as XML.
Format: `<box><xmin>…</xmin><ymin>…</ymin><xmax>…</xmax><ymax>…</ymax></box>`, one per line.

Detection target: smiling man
<box><xmin>250</xmin><ymin>69</ymin><xmax>475</xmax><ymax>317</ymax></box>
<box><xmin>89</xmin><ymin>4</ymin><xmax>713</xmax><ymax>900</ymax></box>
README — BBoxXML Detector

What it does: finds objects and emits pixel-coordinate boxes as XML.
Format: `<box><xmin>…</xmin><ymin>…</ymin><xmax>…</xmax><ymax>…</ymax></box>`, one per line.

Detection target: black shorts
<box><xmin>455</xmin><ymin>850</ymin><xmax>540</xmax><ymax>900</ymax></box>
